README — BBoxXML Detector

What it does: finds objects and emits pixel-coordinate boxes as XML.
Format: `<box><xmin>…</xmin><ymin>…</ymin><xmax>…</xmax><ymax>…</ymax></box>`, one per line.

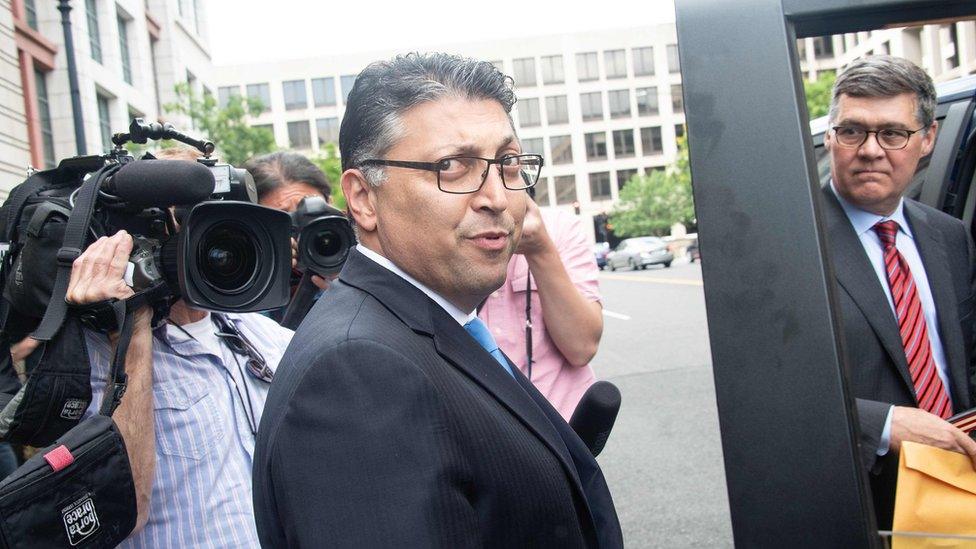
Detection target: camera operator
<box><xmin>246</xmin><ymin>151</ymin><xmax>334</xmax><ymax>292</ymax></box>
<box><xmin>69</xmin><ymin>147</ymin><xmax>294</xmax><ymax>547</ymax></box>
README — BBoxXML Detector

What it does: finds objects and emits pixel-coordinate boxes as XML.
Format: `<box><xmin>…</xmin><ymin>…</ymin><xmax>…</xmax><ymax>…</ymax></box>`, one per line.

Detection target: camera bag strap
<box><xmin>32</xmin><ymin>164</ymin><xmax>120</xmax><ymax>342</ymax></box>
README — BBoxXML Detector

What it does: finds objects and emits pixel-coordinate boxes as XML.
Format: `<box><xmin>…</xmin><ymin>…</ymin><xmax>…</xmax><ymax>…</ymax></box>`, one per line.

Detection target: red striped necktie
<box><xmin>873</xmin><ymin>220</ymin><xmax>952</xmax><ymax>419</ymax></box>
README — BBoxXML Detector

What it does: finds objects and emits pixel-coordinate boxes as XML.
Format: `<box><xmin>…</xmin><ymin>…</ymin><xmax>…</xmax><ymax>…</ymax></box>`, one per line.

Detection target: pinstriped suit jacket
<box><xmin>253</xmin><ymin>249</ymin><xmax>623</xmax><ymax>548</ymax></box>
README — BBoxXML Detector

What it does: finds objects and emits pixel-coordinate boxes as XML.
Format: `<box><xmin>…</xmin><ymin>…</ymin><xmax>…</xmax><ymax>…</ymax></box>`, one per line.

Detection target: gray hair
<box><xmin>828</xmin><ymin>55</ymin><xmax>936</xmax><ymax>129</ymax></box>
<box><xmin>338</xmin><ymin>52</ymin><xmax>516</xmax><ymax>186</ymax></box>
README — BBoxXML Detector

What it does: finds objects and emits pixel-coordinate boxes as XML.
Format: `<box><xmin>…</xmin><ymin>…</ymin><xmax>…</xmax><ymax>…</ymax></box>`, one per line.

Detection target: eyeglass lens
<box><xmin>834</xmin><ymin>126</ymin><xmax>912</xmax><ymax>149</ymax></box>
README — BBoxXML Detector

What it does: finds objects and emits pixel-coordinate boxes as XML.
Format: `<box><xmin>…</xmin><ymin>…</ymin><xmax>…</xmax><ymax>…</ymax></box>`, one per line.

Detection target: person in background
<box><xmin>479</xmin><ymin>198</ymin><xmax>603</xmax><ymax>420</ymax></box>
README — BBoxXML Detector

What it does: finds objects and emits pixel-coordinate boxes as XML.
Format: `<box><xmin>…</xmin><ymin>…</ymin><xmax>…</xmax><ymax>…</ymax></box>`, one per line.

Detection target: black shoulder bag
<box><xmin>0</xmin><ymin>293</ymin><xmax>144</xmax><ymax>548</ymax></box>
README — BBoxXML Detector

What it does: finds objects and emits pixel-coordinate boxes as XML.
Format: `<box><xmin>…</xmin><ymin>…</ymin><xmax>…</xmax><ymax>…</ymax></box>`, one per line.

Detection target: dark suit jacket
<box><xmin>253</xmin><ymin>249</ymin><xmax>623</xmax><ymax>548</ymax></box>
<box><xmin>822</xmin><ymin>186</ymin><xmax>976</xmax><ymax>528</ymax></box>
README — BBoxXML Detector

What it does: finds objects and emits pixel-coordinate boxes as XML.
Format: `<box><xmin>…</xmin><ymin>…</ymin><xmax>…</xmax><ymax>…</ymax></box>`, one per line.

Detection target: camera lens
<box><xmin>198</xmin><ymin>221</ymin><xmax>259</xmax><ymax>294</ymax></box>
<box><xmin>312</xmin><ymin>230</ymin><xmax>341</xmax><ymax>259</ymax></box>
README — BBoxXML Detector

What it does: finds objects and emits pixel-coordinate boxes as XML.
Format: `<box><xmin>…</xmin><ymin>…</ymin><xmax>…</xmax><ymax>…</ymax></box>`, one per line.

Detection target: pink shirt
<box><xmin>479</xmin><ymin>209</ymin><xmax>602</xmax><ymax>420</ymax></box>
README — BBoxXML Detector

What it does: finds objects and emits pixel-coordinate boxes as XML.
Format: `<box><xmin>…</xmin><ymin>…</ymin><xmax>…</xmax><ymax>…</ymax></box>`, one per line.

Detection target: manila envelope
<box><xmin>892</xmin><ymin>441</ymin><xmax>976</xmax><ymax>548</ymax></box>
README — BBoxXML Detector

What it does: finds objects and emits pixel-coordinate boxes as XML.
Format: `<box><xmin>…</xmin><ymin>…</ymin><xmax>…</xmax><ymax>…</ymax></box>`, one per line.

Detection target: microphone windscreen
<box><xmin>106</xmin><ymin>160</ymin><xmax>215</xmax><ymax>208</ymax></box>
<box><xmin>569</xmin><ymin>381</ymin><xmax>622</xmax><ymax>458</ymax></box>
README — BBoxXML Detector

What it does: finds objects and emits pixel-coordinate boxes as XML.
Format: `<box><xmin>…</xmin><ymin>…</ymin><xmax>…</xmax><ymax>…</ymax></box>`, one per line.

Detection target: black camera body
<box><xmin>0</xmin><ymin>119</ymin><xmax>292</xmax><ymax>339</ymax></box>
<box><xmin>292</xmin><ymin>196</ymin><xmax>355</xmax><ymax>278</ymax></box>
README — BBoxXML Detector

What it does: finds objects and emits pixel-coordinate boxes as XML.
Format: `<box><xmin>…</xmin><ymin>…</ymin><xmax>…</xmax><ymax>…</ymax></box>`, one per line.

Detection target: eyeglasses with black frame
<box><xmin>360</xmin><ymin>154</ymin><xmax>544</xmax><ymax>194</ymax></box>
<box><xmin>830</xmin><ymin>125</ymin><xmax>926</xmax><ymax>150</ymax></box>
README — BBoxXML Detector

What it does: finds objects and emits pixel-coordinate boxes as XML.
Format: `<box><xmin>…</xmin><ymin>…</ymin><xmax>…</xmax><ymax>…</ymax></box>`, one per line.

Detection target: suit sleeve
<box><xmin>266</xmin><ymin>338</ymin><xmax>478</xmax><ymax>548</ymax></box>
<box><xmin>855</xmin><ymin>397</ymin><xmax>890</xmax><ymax>472</ymax></box>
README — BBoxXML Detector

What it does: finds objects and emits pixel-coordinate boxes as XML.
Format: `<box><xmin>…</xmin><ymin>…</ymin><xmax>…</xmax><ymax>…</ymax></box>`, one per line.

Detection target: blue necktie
<box><xmin>464</xmin><ymin>318</ymin><xmax>515</xmax><ymax>378</ymax></box>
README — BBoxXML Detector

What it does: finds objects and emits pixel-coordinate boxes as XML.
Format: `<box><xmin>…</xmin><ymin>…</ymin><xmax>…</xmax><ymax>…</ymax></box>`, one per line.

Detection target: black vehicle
<box><xmin>811</xmin><ymin>74</ymin><xmax>976</xmax><ymax>226</ymax></box>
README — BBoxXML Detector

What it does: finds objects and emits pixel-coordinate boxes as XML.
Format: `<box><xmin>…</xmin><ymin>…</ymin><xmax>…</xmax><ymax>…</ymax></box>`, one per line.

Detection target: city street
<box><xmin>590</xmin><ymin>260</ymin><xmax>734</xmax><ymax>547</ymax></box>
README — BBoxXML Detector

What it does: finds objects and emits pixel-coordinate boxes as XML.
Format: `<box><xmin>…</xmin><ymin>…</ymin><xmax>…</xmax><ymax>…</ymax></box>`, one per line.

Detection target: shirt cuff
<box><xmin>877</xmin><ymin>406</ymin><xmax>894</xmax><ymax>456</ymax></box>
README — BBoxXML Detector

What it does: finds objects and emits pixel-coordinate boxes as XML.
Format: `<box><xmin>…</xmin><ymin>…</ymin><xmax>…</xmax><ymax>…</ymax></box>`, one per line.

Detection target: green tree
<box><xmin>609</xmin><ymin>136</ymin><xmax>695</xmax><ymax>237</ymax></box>
<box><xmin>804</xmin><ymin>71</ymin><xmax>836</xmax><ymax>119</ymax></box>
<box><xmin>310</xmin><ymin>142</ymin><xmax>346</xmax><ymax>210</ymax></box>
<box><xmin>163</xmin><ymin>83</ymin><xmax>276</xmax><ymax>166</ymax></box>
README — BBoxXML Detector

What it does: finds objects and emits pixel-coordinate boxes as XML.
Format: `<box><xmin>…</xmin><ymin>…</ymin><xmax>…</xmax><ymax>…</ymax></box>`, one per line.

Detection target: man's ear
<box><xmin>920</xmin><ymin>120</ymin><xmax>939</xmax><ymax>156</ymax></box>
<box><xmin>341</xmin><ymin>169</ymin><xmax>377</xmax><ymax>233</ymax></box>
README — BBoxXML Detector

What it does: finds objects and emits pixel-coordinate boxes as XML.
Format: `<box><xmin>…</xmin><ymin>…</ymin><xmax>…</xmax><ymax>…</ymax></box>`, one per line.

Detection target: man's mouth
<box><xmin>467</xmin><ymin>230</ymin><xmax>509</xmax><ymax>251</ymax></box>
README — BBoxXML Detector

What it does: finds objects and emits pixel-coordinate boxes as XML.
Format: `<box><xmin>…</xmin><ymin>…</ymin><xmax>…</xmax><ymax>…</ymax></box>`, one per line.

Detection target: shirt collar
<box><xmin>829</xmin><ymin>180</ymin><xmax>913</xmax><ymax>240</ymax></box>
<box><xmin>355</xmin><ymin>244</ymin><xmax>476</xmax><ymax>326</ymax></box>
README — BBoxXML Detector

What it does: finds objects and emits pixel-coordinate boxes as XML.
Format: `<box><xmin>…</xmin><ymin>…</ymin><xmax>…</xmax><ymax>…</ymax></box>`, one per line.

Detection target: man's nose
<box><xmin>473</xmin><ymin>164</ymin><xmax>510</xmax><ymax>212</ymax></box>
<box><xmin>857</xmin><ymin>132</ymin><xmax>887</xmax><ymax>159</ymax></box>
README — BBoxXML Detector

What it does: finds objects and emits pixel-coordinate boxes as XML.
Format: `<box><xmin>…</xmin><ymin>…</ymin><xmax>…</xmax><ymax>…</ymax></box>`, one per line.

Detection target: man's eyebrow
<box><xmin>437</xmin><ymin>135</ymin><xmax>518</xmax><ymax>158</ymax></box>
<box><xmin>835</xmin><ymin>118</ymin><xmax>913</xmax><ymax>130</ymax></box>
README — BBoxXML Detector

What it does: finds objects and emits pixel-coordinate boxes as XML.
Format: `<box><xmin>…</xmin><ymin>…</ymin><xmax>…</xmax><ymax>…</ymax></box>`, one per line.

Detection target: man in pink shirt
<box><xmin>479</xmin><ymin>199</ymin><xmax>603</xmax><ymax>420</ymax></box>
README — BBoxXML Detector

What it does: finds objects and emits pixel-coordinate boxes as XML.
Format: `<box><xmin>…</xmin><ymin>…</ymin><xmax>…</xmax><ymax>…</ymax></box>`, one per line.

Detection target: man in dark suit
<box><xmin>253</xmin><ymin>53</ymin><xmax>623</xmax><ymax>548</ymax></box>
<box><xmin>820</xmin><ymin>55</ymin><xmax>976</xmax><ymax>528</ymax></box>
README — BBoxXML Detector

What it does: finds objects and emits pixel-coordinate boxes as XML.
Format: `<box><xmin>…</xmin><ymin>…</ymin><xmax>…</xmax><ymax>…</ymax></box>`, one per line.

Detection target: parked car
<box><xmin>593</xmin><ymin>242</ymin><xmax>610</xmax><ymax>270</ymax></box>
<box><xmin>687</xmin><ymin>240</ymin><xmax>700</xmax><ymax>262</ymax></box>
<box><xmin>606</xmin><ymin>237</ymin><xmax>674</xmax><ymax>271</ymax></box>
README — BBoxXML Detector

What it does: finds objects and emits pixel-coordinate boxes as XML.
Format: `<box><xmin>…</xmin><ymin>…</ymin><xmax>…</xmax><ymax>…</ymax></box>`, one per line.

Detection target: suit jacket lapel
<box><xmin>339</xmin><ymin>249</ymin><xmax>586</xmax><ymax>495</ymax></box>
<box><xmin>904</xmin><ymin>202</ymin><xmax>971</xmax><ymax>409</ymax></box>
<box><xmin>821</xmin><ymin>188</ymin><xmax>916</xmax><ymax>396</ymax></box>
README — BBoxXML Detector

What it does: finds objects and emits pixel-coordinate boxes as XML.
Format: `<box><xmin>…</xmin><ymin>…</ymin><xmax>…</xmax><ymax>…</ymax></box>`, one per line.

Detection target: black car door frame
<box><xmin>673</xmin><ymin>0</ymin><xmax>976</xmax><ymax>546</ymax></box>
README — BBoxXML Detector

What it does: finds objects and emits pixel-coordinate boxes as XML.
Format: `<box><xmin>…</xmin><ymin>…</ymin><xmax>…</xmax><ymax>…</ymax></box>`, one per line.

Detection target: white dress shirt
<box><xmin>830</xmin><ymin>182</ymin><xmax>952</xmax><ymax>454</ymax></box>
<box><xmin>356</xmin><ymin>244</ymin><xmax>477</xmax><ymax>326</ymax></box>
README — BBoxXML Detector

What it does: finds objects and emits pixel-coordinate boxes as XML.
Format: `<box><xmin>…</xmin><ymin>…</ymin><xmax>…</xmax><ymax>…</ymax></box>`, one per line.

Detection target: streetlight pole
<box><xmin>57</xmin><ymin>0</ymin><xmax>87</xmax><ymax>155</ymax></box>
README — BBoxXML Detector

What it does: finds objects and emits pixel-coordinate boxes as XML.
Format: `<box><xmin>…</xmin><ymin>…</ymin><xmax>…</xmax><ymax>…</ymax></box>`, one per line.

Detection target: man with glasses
<box><xmin>820</xmin><ymin>55</ymin><xmax>976</xmax><ymax>527</ymax></box>
<box><xmin>65</xmin><ymin>147</ymin><xmax>294</xmax><ymax>547</ymax></box>
<box><xmin>253</xmin><ymin>53</ymin><xmax>622</xmax><ymax>548</ymax></box>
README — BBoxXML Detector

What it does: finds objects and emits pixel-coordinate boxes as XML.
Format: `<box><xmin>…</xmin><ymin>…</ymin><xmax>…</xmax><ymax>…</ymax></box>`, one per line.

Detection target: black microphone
<box><xmin>105</xmin><ymin>160</ymin><xmax>216</xmax><ymax>208</ymax></box>
<box><xmin>569</xmin><ymin>381</ymin><xmax>621</xmax><ymax>458</ymax></box>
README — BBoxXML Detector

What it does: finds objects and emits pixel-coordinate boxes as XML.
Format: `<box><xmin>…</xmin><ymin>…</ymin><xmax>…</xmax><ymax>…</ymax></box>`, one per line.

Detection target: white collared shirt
<box><xmin>356</xmin><ymin>244</ymin><xmax>477</xmax><ymax>326</ymax></box>
<box><xmin>830</xmin><ymin>182</ymin><xmax>952</xmax><ymax>454</ymax></box>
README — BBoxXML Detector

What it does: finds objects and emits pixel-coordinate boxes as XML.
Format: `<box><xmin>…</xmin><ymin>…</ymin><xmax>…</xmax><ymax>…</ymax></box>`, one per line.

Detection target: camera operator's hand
<box><xmin>66</xmin><ymin>231</ymin><xmax>136</xmax><ymax>305</ymax></box>
<box><xmin>515</xmin><ymin>197</ymin><xmax>554</xmax><ymax>258</ymax></box>
<box><xmin>9</xmin><ymin>336</ymin><xmax>39</xmax><ymax>363</ymax></box>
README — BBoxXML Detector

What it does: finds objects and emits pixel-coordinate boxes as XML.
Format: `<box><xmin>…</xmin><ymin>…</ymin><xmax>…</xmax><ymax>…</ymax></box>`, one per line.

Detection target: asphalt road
<box><xmin>590</xmin><ymin>259</ymin><xmax>734</xmax><ymax>548</ymax></box>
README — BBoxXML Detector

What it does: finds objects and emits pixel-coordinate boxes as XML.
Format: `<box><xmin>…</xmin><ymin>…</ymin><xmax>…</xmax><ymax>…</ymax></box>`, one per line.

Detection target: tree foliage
<box><xmin>609</xmin><ymin>137</ymin><xmax>695</xmax><ymax>237</ymax></box>
<box><xmin>804</xmin><ymin>71</ymin><xmax>836</xmax><ymax>120</ymax></box>
<box><xmin>163</xmin><ymin>83</ymin><xmax>276</xmax><ymax>166</ymax></box>
<box><xmin>310</xmin><ymin>143</ymin><xmax>347</xmax><ymax>210</ymax></box>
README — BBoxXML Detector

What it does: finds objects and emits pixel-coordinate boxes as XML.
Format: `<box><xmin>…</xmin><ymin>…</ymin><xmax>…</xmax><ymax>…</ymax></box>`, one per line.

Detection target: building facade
<box><xmin>3</xmin><ymin>0</ymin><xmax>214</xmax><ymax>199</ymax></box>
<box><xmin>213</xmin><ymin>24</ymin><xmax>685</xmax><ymax>243</ymax></box>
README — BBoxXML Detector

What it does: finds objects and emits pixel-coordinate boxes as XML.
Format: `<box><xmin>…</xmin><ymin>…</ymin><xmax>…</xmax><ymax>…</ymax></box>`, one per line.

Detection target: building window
<box><xmin>535</xmin><ymin>178</ymin><xmax>551</xmax><ymax>207</ymax></box>
<box><xmin>550</xmin><ymin>135</ymin><xmax>573</xmax><ymax>165</ymax></box>
<box><xmin>86</xmin><ymin>0</ymin><xmax>102</xmax><ymax>63</ymax></box>
<box><xmin>513</xmin><ymin>58</ymin><xmax>536</xmax><ymax>87</ymax></box>
<box><xmin>97</xmin><ymin>93</ymin><xmax>112</xmax><ymax>152</ymax></box>
<box><xmin>521</xmin><ymin>137</ymin><xmax>543</xmax><ymax>156</ymax></box>
<box><xmin>545</xmin><ymin>95</ymin><xmax>568</xmax><ymax>124</ymax></box>
<box><xmin>554</xmin><ymin>175</ymin><xmax>577</xmax><ymax>205</ymax></box>
<box><xmin>186</xmin><ymin>69</ymin><xmax>196</xmax><ymax>89</ymax></box>
<box><xmin>35</xmin><ymin>69</ymin><xmax>56</xmax><ymax>168</ymax></box>
<box><xmin>540</xmin><ymin>55</ymin><xmax>564</xmax><ymax>84</ymax></box>
<box><xmin>641</xmin><ymin>127</ymin><xmax>663</xmax><ymax>155</ymax></box>
<box><xmin>633</xmin><ymin>46</ymin><xmax>654</xmax><ymax>76</ymax></box>
<box><xmin>616</xmin><ymin>169</ymin><xmax>638</xmax><ymax>190</ymax></box>
<box><xmin>518</xmin><ymin>98</ymin><xmax>541</xmax><ymax>127</ymax></box>
<box><xmin>287</xmin><ymin>120</ymin><xmax>311</xmax><ymax>149</ymax></box>
<box><xmin>316</xmin><ymin>117</ymin><xmax>339</xmax><ymax>146</ymax></box>
<box><xmin>946</xmin><ymin>24</ymin><xmax>960</xmax><ymax>70</ymax></box>
<box><xmin>580</xmin><ymin>92</ymin><xmax>603</xmax><ymax>121</ymax></box>
<box><xmin>675</xmin><ymin>124</ymin><xmax>685</xmax><ymax>139</ymax></box>
<box><xmin>117</xmin><ymin>12</ymin><xmax>132</xmax><ymax>84</ymax></box>
<box><xmin>246</xmin><ymin>83</ymin><xmax>271</xmax><ymax>112</ymax></box>
<box><xmin>312</xmin><ymin>77</ymin><xmax>336</xmax><ymax>107</ymax></box>
<box><xmin>576</xmin><ymin>52</ymin><xmax>599</xmax><ymax>81</ymax></box>
<box><xmin>340</xmin><ymin>75</ymin><xmax>357</xmax><ymax>102</ymax></box>
<box><xmin>589</xmin><ymin>172</ymin><xmax>612</xmax><ymax>200</ymax></box>
<box><xmin>283</xmin><ymin>80</ymin><xmax>307</xmax><ymax>110</ymax></box>
<box><xmin>666</xmin><ymin>44</ymin><xmax>680</xmax><ymax>74</ymax></box>
<box><xmin>608</xmin><ymin>89</ymin><xmax>631</xmax><ymax>119</ymax></box>
<box><xmin>636</xmin><ymin>87</ymin><xmax>658</xmax><ymax>116</ymax></box>
<box><xmin>671</xmin><ymin>84</ymin><xmax>683</xmax><ymax>113</ymax></box>
<box><xmin>812</xmin><ymin>36</ymin><xmax>834</xmax><ymax>58</ymax></box>
<box><xmin>584</xmin><ymin>132</ymin><xmax>607</xmax><ymax>160</ymax></box>
<box><xmin>218</xmin><ymin>86</ymin><xmax>240</xmax><ymax>108</ymax></box>
<box><xmin>604</xmin><ymin>49</ymin><xmax>627</xmax><ymax>79</ymax></box>
<box><xmin>25</xmin><ymin>0</ymin><xmax>38</xmax><ymax>30</ymax></box>
<box><xmin>612</xmin><ymin>129</ymin><xmax>635</xmax><ymax>158</ymax></box>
